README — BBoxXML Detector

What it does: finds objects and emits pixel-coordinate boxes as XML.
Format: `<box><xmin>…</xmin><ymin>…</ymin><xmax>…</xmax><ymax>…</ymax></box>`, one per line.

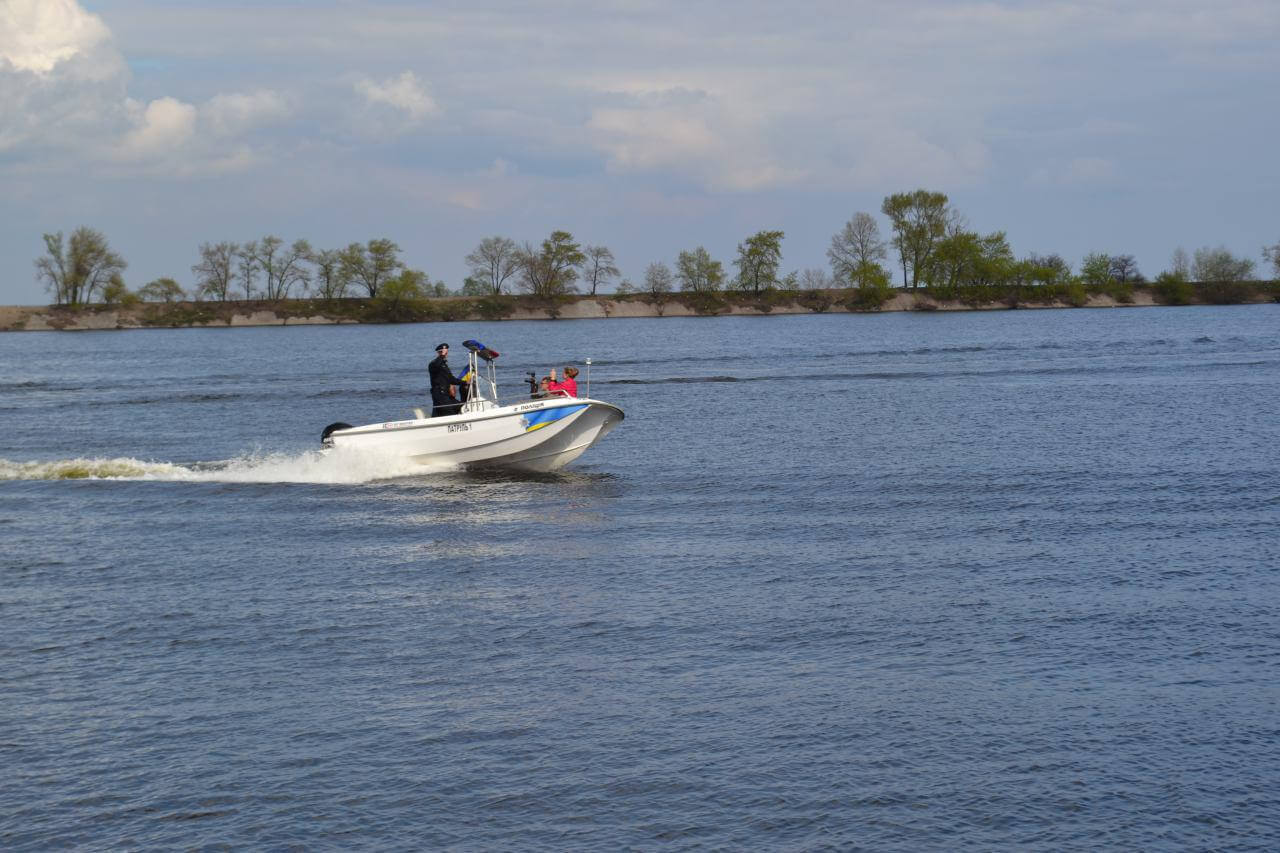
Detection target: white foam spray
<box><xmin>0</xmin><ymin>447</ymin><xmax>456</xmax><ymax>484</ymax></box>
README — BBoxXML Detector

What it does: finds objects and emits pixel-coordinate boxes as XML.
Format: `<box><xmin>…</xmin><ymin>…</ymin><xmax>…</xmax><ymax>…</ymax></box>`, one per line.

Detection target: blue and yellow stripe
<box><xmin>521</xmin><ymin>404</ymin><xmax>587</xmax><ymax>432</ymax></box>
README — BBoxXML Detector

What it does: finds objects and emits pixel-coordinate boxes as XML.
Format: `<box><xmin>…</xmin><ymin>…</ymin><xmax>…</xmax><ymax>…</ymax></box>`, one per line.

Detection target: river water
<box><xmin>2</xmin><ymin>306</ymin><xmax>1278</xmax><ymax>849</ymax></box>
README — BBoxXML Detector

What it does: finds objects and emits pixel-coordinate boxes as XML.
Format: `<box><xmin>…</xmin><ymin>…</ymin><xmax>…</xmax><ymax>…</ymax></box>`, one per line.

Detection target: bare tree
<box><xmin>581</xmin><ymin>245</ymin><xmax>621</xmax><ymax>295</ymax></box>
<box><xmin>192</xmin><ymin>241</ymin><xmax>236</xmax><ymax>301</ymax></box>
<box><xmin>1264</xmin><ymin>240</ymin><xmax>1280</xmax><ymax>279</ymax></box>
<box><xmin>309</xmin><ymin>249</ymin><xmax>350</xmax><ymax>299</ymax></box>
<box><xmin>799</xmin><ymin>268</ymin><xmax>833</xmax><ymax>290</ymax></box>
<box><xmin>465</xmin><ymin>236</ymin><xmax>521</xmax><ymax>295</ymax></box>
<box><xmin>236</xmin><ymin>240</ymin><xmax>260</xmax><ymax>300</ymax></box>
<box><xmin>1192</xmin><ymin>246</ymin><xmax>1255</xmax><ymax>282</ymax></box>
<box><xmin>256</xmin><ymin>236</ymin><xmax>313</xmax><ymax>300</ymax></box>
<box><xmin>1108</xmin><ymin>254</ymin><xmax>1144</xmax><ymax>283</ymax></box>
<box><xmin>827</xmin><ymin>212</ymin><xmax>887</xmax><ymax>285</ymax></box>
<box><xmin>644</xmin><ymin>261</ymin><xmax>674</xmax><ymax>298</ymax></box>
<box><xmin>35</xmin><ymin>227</ymin><xmax>127</xmax><ymax>306</ymax></box>
<box><xmin>1170</xmin><ymin>247</ymin><xmax>1192</xmax><ymax>280</ymax></box>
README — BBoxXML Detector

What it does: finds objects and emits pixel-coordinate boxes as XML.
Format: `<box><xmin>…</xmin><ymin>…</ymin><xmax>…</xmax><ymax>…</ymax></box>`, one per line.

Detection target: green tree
<box><xmin>192</xmin><ymin>241</ymin><xmax>236</xmax><ymax>301</ymax></box>
<box><xmin>517</xmin><ymin>230</ymin><xmax>585</xmax><ymax>298</ymax></box>
<box><xmin>374</xmin><ymin>268</ymin><xmax>427</xmax><ymax>319</ymax></box>
<box><xmin>973</xmin><ymin>232</ymin><xmax>1016</xmax><ymax>286</ymax></box>
<box><xmin>733</xmin><ymin>229</ymin><xmax>784</xmax><ymax>293</ymax></box>
<box><xmin>849</xmin><ymin>261</ymin><xmax>892</xmax><ymax>291</ymax></box>
<box><xmin>1079</xmin><ymin>252</ymin><xmax>1114</xmax><ymax>287</ymax></box>
<box><xmin>828</xmin><ymin>211</ymin><xmax>887</xmax><ymax>286</ymax></box>
<box><xmin>675</xmin><ymin>246</ymin><xmax>724</xmax><ymax>292</ymax></box>
<box><xmin>881</xmin><ymin>189</ymin><xmax>949</xmax><ymax>288</ymax></box>
<box><xmin>34</xmin><ymin>227</ymin><xmax>127</xmax><ymax>306</ymax></box>
<box><xmin>930</xmin><ymin>230</ymin><xmax>982</xmax><ymax>291</ymax></box>
<box><xmin>138</xmin><ymin>277</ymin><xmax>185</xmax><ymax>303</ymax></box>
<box><xmin>465</xmin><ymin>236</ymin><xmax>521</xmax><ymax>295</ymax></box>
<box><xmin>100</xmin><ymin>273</ymin><xmax>138</xmax><ymax>306</ymax></box>
<box><xmin>343</xmin><ymin>238</ymin><xmax>404</xmax><ymax>298</ymax></box>
<box><xmin>1152</xmin><ymin>271</ymin><xmax>1194</xmax><ymax>305</ymax></box>
<box><xmin>848</xmin><ymin>264</ymin><xmax>894</xmax><ymax>309</ymax></box>
<box><xmin>1020</xmin><ymin>253</ymin><xmax>1071</xmax><ymax>286</ymax></box>
<box><xmin>582</xmin><ymin>245</ymin><xmax>620</xmax><ymax>295</ymax></box>
<box><xmin>928</xmin><ymin>230</ymin><xmax>1015</xmax><ymax>292</ymax></box>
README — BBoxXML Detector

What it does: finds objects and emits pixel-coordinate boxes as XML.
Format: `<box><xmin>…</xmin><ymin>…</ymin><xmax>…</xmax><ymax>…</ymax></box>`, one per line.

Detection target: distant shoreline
<box><xmin>1</xmin><ymin>286</ymin><xmax>1274</xmax><ymax>332</ymax></box>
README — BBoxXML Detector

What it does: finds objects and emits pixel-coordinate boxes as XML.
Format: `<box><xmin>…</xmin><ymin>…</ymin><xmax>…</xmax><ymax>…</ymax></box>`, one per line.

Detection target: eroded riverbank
<box><xmin>2</xmin><ymin>286</ymin><xmax>1274</xmax><ymax>331</ymax></box>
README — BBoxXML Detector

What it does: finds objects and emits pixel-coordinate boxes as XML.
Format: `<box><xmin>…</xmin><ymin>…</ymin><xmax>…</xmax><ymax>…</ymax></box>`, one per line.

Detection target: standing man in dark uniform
<box><xmin>428</xmin><ymin>342</ymin><xmax>463</xmax><ymax>417</ymax></box>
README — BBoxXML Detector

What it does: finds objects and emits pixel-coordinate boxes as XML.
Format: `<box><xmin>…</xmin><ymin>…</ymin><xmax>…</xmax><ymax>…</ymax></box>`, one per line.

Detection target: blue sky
<box><xmin>2</xmin><ymin>0</ymin><xmax>1277</xmax><ymax>304</ymax></box>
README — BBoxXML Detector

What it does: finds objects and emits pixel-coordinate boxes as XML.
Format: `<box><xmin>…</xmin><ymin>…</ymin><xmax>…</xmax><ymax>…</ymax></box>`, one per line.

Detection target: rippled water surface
<box><xmin>3</xmin><ymin>307</ymin><xmax>1279</xmax><ymax>849</ymax></box>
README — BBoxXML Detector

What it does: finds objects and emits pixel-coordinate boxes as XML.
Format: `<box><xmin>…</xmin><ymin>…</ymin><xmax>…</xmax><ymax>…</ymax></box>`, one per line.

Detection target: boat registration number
<box><xmin>447</xmin><ymin>423</ymin><xmax>471</xmax><ymax>433</ymax></box>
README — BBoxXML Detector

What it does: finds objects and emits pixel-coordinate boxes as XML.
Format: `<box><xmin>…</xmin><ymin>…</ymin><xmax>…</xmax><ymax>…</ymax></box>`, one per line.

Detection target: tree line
<box><xmin>32</xmin><ymin>191</ymin><xmax>1280</xmax><ymax>308</ymax></box>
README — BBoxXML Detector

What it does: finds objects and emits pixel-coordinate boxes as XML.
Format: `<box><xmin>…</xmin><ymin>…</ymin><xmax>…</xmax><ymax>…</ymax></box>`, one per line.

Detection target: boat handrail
<box><xmin>462</xmin><ymin>344</ymin><xmax>587</xmax><ymax>409</ymax></box>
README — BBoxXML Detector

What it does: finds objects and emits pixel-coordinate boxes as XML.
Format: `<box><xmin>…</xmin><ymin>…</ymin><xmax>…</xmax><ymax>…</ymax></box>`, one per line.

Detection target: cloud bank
<box><xmin>1</xmin><ymin>0</ymin><xmax>1277</xmax><ymax>303</ymax></box>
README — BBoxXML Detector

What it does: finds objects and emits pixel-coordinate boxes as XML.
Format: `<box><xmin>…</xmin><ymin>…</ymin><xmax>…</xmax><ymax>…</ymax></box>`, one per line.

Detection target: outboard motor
<box><xmin>321</xmin><ymin>422</ymin><xmax>352</xmax><ymax>448</ymax></box>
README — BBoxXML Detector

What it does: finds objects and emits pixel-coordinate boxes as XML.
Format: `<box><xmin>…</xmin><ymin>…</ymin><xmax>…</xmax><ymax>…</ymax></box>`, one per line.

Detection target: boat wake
<box><xmin>0</xmin><ymin>447</ymin><xmax>456</xmax><ymax>484</ymax></box>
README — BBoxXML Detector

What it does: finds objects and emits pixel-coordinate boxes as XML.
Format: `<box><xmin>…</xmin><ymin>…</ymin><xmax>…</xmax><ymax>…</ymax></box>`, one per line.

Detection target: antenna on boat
<box><xmin>585</xmin><ymin>358</ymin><xmax>591</xmax><ymax>398</ymax></box>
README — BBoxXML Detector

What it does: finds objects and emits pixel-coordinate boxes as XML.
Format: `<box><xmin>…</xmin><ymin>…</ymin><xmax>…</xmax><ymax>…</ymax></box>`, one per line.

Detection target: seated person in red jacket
<box><xmin>546</xmin><ymin>366</ymin><xmax>579</xmax><ymax>397</ymax></box>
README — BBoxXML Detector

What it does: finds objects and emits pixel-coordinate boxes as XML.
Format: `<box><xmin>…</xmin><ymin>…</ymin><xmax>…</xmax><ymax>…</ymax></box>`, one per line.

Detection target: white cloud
<box><xmin>0</xmin><ymin>1</ymin><xmax>292</xmax><ymax>174</ymax></box>
<box><xmin>203</xmin><ymin>90</ymin><xmax>290</xmax><ymax>136</ymax></box>
<box><xmin>588</xmin><ymin>108</ymin><xmax>718</xmax><ymax>170</ymax></box>
<box><xmin>0</xmin><ymin>0</ymin><xmax>112</xmax><ymax>76</ymax></box>
<box><xmin>118</xmin><ymin>96</ymin><xmax>197</xmax><ymax>158</ymax></box>
<box><xmin>355</xmin><ymin>70</ymin><xmax>438</xmax><ymax>121</ymax></box>
<box><xmin>2</xmin><ymin>0</ymin><xmax>1279</xmax><ymax>304</ymax></box>
<box><xmin>583</xmin><ymin>82</ymin><xmax>811</xmax><ymax>192</ymax></box>
<box><xmin>0</xmin><ymin>0</ymin><xmax>128</xmax><ymax>154</ymax></box>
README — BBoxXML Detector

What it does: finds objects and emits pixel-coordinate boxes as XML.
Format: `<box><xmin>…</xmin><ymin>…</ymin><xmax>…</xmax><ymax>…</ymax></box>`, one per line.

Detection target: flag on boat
<box><xmin>462</xmin><ymin>339</ymin><xmax>500</xmax><ymax>361</ymax></box>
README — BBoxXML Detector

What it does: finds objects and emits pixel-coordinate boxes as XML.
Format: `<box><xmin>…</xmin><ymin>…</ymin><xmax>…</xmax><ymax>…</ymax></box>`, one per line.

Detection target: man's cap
<box><xmin>435</xmin><ymin>342</ymin><xmax>449</xmax><ymax>352</ymax></box>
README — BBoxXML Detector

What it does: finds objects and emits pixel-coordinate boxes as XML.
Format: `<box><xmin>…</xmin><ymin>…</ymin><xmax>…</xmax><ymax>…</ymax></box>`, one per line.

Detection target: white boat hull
<box><xmin>325</xmin><ymin>398</ymin><xmax>624</xmax><ymax>473</ymax></box>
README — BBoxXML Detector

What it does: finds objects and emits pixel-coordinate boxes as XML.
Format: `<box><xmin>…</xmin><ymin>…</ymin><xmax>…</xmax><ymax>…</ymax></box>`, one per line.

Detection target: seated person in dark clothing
<box><xmin>428</xmin><ymin>342</ymin><xmax>463</xmax><ymax>416</ymax></box>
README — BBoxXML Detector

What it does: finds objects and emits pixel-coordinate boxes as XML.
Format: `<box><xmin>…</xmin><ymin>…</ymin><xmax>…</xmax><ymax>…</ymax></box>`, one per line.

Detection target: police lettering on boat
<box><xmin>320</xmin><ymin>341</ymin><xmax>623</xmax><ymax>473</ymax></box>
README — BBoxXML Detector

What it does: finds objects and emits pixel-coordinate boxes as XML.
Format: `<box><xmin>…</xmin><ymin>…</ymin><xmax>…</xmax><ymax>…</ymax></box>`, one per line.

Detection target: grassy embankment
<box><xmin>3</xmin><ymin>279</ymin><xmax>1277</xmax><ymax>331</ymax></box>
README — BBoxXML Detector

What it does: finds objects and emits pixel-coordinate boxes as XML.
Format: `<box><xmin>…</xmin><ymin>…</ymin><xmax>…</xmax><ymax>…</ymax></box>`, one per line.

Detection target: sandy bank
<box><xmin>2</xmin><ymin>287</ymin><xmax>1270</xmax><ymax>332</ymax></box>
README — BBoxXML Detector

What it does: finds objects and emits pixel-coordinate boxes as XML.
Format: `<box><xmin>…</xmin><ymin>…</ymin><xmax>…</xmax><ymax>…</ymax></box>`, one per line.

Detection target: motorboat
<box><xmin>320</xmin><ymin>340</ymin><xmax>624</xmax><ymax>472</ymax></box>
